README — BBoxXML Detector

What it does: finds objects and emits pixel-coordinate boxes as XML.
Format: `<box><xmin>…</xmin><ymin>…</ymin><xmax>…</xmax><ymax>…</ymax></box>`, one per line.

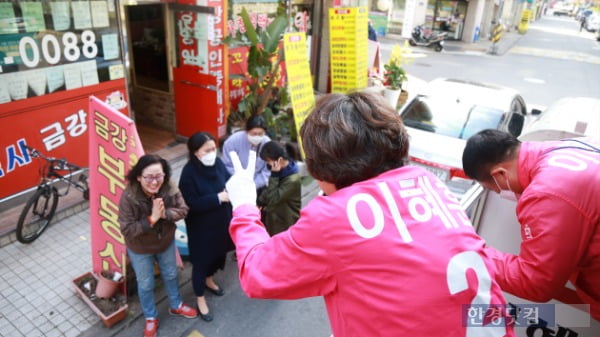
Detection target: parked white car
<box><xmin>399</xmin><ymin>78</ymin><xmax>528</xmax><ymax>199</ymax></box>
<box><xmin>585</xmin><ymin>13</ymin><xmax>600</xmax><ymax>32</ymax></box>
<box><xmin>551</xmin><ymin>2</ymin><xmax>574</xmax><ymax>16</ymax></box>
<box><xmin>520</xmin><ymin>96</ymin><xmax>600</xmax><ymax>141</ymax></box>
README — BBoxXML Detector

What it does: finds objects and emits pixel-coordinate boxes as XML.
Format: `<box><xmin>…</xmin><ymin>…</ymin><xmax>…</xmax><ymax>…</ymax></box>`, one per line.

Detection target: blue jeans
<box><xmin>127</xmin><ymin>241</ymin><xmax>182</xmax><ymax>318</ymax></box>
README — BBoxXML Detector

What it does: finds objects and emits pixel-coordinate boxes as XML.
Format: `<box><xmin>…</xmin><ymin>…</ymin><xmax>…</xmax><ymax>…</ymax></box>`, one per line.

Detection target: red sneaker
<box><xmin>144</xmin><ymin>318</ymin><xmax>159</xmax><ymax>337</ymax></box>
<box><xmin>168</xmin><ymin>303</ymin><xmax>198</xmax><ymax>318</ymax></box>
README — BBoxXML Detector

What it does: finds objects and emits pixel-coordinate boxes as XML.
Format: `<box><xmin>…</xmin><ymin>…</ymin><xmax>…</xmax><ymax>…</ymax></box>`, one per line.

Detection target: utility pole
<box><xmin>490</xmin><ymin>21</ymin><xmax>503</xmax><ymax>55</ymax></box>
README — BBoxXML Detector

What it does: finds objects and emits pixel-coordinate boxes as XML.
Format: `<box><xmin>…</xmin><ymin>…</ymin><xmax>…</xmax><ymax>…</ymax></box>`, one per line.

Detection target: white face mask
<box><xmin>248</xmin><ymin>135</ymin><xmax>263</xmax><ymax>146</ymax></box>
<box><xmin>492</xmin><ymin>175</ymin><xmax>518</xmax><ymax>202</ymax></box>
<box><xmin>199</xmin><ymin>151</ymin><xmax>217</xmax><ymax>166</ymax></box>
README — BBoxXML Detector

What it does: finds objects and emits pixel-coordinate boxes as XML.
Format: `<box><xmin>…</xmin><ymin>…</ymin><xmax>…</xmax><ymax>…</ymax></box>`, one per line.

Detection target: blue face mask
<box><xmin>492</xmin><ymin>175</ymin><xmax>518</xmax><ymax>202</ymax></box>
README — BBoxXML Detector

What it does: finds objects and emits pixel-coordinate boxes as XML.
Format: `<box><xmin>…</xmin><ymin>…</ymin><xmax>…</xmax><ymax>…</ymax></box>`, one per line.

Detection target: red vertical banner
<box><xmin>208</xmin><ymin>0</ymin><xmax>227</xmax><ymax>138</ymax></box>
<box><xmin>227</xmin><ymin>43</ymin><xmax>287</xmax><ymax>115</ymax></box>
<box><xmin>88</xmin><ymin>96</ymin><xmax>144</xmax><ymax>284</ymax></box>
<box><xmin>174</xmin><ymin>0</ymin><xmax>227</xmax><ymax>139</ymax></box>
<box><xmin>227</xmin><ymin>46</ymin><xmax>249</xmax><ymax>114</ymax></box>
<box><xmin>176</xmin><ymin>9</ymin><xmax>205</xmax><ymax>71</ymax></box>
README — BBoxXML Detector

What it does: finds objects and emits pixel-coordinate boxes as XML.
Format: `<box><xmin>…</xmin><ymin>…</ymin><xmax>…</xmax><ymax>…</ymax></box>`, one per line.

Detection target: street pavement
<box><xmin>0</xmin><ymin>31</ymin><xmax>520</xmax><ymax>337</ymax></box>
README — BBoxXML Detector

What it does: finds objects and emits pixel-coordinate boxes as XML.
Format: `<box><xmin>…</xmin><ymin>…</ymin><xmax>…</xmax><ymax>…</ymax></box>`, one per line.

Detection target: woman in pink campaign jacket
<box><xmin>225</xmin><ymin>92</ymin><xmax>514</xmax><ymax>337</ymax></box>
<box><xmin>463</xmin><ymin>129</ymin><xmax>600</xmax><ymax>321</ymax></box>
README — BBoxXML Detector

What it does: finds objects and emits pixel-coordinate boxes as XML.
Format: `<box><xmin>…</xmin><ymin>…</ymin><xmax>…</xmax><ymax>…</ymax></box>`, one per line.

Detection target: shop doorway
<box><xmin>426</xmin><ymin>0</ymin><xmax>467</xmax><ymax>40</ymax></box>
<box><xmin>124</xmin><ymin>3</ymin><xmax>178</xmax><ymax>153</ymax></box>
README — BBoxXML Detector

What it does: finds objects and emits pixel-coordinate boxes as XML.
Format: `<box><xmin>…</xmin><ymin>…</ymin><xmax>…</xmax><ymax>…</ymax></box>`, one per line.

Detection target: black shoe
<box><xmin>206</xmin><ymin>285</ymin><xmax>224</xmax><ymax>296</ymax></box>
<box><xmin>196</xmin><ymin>305</ymin><xmax>213</xmax><ymax>322</ymax></box>
<box><xmin>199</xmin><ymin>311</ymin><xmax>213</xmax><ymax>322</ymax></box>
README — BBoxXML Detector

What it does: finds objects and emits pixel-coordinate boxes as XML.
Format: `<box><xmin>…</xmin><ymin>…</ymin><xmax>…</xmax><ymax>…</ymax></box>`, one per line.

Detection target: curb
<box><xmin>0</xmin><ymin>198</ymin><xmax>89</xmax><ymax>248</ymax></box>
<box><xmin>487</xmin><ymin>32</ymin><xmax>523</xmax><ymax>56</ymax></box>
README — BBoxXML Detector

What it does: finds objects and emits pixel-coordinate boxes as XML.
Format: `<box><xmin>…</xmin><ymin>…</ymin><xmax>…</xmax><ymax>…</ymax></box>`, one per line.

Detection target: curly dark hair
<box><xmin>126</xmin><ymin>154</ymin><xmax>171</xmax><ymax>187</ymax></box>
<box><xmin>300</xmin><ymin>91</ymin><xmax>409</xmax><ymax>190</ymax></box>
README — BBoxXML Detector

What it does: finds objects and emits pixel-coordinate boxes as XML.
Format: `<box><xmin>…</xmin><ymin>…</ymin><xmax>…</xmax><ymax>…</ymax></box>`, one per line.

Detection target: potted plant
<box><xmin>95</xmin><ymin>270</ymin><xmax>125</xmax><ymax>299</ymax></box>
<box><xmin>73</xmin><ymin>272</ymin><xmax>128</xmax><ymax>328</ymax></box>
<box><xmin>223</xmin><ymin>6</ymin><xmax>290</xmax><ymax>136</ymax></box>
<box><xmin>383</xmin><ymin>43</ymin><xmax>410</xmax><ymax>109</ymax></box>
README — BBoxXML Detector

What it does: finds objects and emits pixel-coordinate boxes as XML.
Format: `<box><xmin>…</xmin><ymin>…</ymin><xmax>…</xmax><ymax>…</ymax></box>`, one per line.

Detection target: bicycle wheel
<box><xmin>79</xmin><ymin>174</ymin><xmax>90</xmax><ymax>201</ymax></box>
<box><xmin>16</xmin><ymin>186</ymin><xmax>59</xmax><ymax>243</ymax></box>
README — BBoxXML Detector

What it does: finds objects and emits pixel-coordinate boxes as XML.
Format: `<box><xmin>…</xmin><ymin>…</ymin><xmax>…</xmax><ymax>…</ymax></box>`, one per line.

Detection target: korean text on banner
<box><xmin>283</xmin><ymin>32</ymin><xmax>314</xmax><ymax>159</ymax></box>
<box><xmin>88</xmin><ymin>96</ymin><xmax>144</xmax><ymax>281</ymax></box>
<box><xmin>328</xmin><ymin>7</ymin><xmax>368</xmax><ymax>93</ymax></box>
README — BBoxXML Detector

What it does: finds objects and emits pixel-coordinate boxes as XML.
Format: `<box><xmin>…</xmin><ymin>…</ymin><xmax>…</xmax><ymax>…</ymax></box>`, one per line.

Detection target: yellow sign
<box><xmin>491</xmin><ymin>23</ymin><xmax>502</xmax><ymax>43</ymax></box>
<box><xmin>518</xmin><ymin>9</ymin><xmax>531</xmax><ymax>34</ymax></box>
<box><xmin>329</xmin><ymin>7</ymin><xmax>368</xmax><ymax>93</ymax></box>
<box><xmin>284</xmin><ymin>32</ymin><xmax>315</xmax><ymax>159</ymax></box>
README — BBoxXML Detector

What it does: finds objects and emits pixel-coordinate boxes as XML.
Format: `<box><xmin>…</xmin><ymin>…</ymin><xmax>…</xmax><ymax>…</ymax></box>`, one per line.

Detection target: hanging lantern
<box><xmin>377</xmin><ymin>0</ymin><xmax>391</xmax><ymax>11</ymax></box>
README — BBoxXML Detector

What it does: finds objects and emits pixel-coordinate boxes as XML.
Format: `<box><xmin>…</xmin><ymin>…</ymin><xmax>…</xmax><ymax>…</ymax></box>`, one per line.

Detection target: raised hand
<box><xmin>270</xmin><ymin>158</ymin><xmax>283</xmax><ymax>172</ymax></box>
<box><xmin>218</xmin><ymin>190</ymin><xmax>230</xmax><ymax>203</ymax></box>
<box><xmin>150</xmin><ymin>197</ymin><xmax>165</xmax><ymax>226</ymax></box>
<box><xmin>225</xmin><ymin>151</ymin><xmax>257</xmax><ymax>210</ymax></box>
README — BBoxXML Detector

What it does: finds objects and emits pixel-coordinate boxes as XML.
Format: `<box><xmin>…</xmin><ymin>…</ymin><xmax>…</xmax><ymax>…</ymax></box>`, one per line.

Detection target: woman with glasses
<box><xmin>118</xmin><ymin>154</ymin><xmax>198</xmax><ymax>337</ymax></box>
<box><xmin>178</xmin><ymin>132</ymin><xmax>234</xmax><ymax>322</ymax></box>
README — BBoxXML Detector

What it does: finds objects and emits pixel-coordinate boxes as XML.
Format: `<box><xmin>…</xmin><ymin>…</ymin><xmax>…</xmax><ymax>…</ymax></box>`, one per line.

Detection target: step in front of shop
<box><xmin>0</xmin><ymin>195</ymin><xmax>89</xmax><ymax>248</ymax></box>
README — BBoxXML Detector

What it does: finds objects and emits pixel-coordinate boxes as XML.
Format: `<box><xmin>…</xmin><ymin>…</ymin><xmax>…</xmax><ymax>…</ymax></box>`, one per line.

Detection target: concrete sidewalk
<box><xmin>0</xmin><ymin>147</ymin><xmax>188</xmax><ymax>337</ymax></box>
<box><xmin>379</xmin><ymin>28</ymin><xmax>524</xmax><ymax>56</ymax></box>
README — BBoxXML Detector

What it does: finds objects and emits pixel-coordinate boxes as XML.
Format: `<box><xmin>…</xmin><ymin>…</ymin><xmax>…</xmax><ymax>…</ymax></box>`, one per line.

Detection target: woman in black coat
<box><xmin>178</xmin><ymin>132</ymin><xmax>233</xmax><ymax>322</ymax></box>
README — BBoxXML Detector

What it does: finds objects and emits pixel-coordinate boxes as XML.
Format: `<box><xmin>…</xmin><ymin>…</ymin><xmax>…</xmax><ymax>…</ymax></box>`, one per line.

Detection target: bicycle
<box><xmin>16</xmin><ymin>145</ymin><xmax>90</xmax><ymax>244</ymax></box>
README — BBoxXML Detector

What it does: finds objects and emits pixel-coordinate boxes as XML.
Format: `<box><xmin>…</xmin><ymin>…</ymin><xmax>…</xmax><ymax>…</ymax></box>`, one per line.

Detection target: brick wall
<box><xmin>130</xmin><ymin>87</ymin><xmax>176</xmax><ymax>132</ymax></box>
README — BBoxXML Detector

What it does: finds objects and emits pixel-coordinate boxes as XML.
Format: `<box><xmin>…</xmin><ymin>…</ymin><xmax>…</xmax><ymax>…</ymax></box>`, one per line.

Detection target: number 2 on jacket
<box><xmin>447</xmin><ymin>251</ymin><xmax>507</xmax><ymax>337</ymax></box>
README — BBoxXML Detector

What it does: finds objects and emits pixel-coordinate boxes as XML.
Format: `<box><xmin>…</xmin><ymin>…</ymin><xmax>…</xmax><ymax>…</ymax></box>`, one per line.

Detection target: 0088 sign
<box><xmin>18</xmin><ymin>30</ymin><xmax>98</xmax><ymax>68</ymax></box>
<box><xmin>0</xmin><ymin>0</ymin><xmax>124</xmax><ymax>104</ymax></box>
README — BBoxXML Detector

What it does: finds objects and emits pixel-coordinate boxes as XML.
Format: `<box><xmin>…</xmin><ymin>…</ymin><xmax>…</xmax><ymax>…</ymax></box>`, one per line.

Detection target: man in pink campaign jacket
<box><xmin>226</xmin><ymin>92</ymin><xmax>515</xmax><ymax>336</ymax></box>
<box><xmin>462</xmin><ymin>129</ymin><xmax>600</xmax><ymax>321</ymax></box>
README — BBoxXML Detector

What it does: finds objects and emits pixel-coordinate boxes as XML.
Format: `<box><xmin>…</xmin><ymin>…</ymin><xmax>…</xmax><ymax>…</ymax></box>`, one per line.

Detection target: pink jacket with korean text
<box><xmin>485</xmin><ymin>138</ymin><xmax>600</xmax><ymax>321</ymax></box>
<box><xmin>230</xmin><ymin>166</ymin><xmax>514</xmax><ymax>337</ymax></box>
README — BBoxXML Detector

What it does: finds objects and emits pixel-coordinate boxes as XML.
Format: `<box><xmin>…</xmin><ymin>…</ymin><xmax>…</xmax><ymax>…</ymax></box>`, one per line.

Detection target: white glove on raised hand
<box><xmin>225</xmin><ymin>151</ymin><xmax>257</xmax><ymax>210</ymax></box>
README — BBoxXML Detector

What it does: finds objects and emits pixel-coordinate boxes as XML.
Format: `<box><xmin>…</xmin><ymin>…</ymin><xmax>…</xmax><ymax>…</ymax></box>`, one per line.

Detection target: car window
<box><xmin>461</xmin><ymin>106</ymin><xmax>506</xmax><ymax>138</ymax></box>
<box><xmin>401</xmin><ymin>96</ymin><xmax>505</xmax><ymax>139</ymax></box>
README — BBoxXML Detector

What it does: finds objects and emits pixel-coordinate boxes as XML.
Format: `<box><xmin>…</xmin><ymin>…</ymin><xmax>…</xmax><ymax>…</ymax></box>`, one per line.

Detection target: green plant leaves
<box><xmin>225</xmin><ymin>6</ymin><xmax>291</xmax><ymax>136</ymax></box>
<box><xmin>384</xmin><ymin>63</ymin><xmax>407</xmax><ymax>90</ymax></box>
<box><xmin>241</xmin><ymin>8</ymin><xmax>259</xmax><ymax>46</ymax></box>
<box><xmin>247</xmin><ymin>46</ymin><xmax>260</xmax><ymax>78</ymax></box>
<box><xmin>222</xmin><ymin>35</ymin><xmax>246</xmax><ymax>48</ymax></box>
<box><xmin>263</xmin><ymin>16</ymin><xmax>288</xmax><ymax>53</ymax></box>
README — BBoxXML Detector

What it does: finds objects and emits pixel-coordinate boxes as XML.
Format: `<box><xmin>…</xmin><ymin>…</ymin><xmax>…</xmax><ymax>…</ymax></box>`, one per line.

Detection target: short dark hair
<box><xmin>126</xmin><ymin>154</ymin><xmax>171</xmax><ymax>187</ymax></box>
<box><xmin>187</xmin><ymin>132</ymin><xmax>216</xmax><ymax>160</ymax></box>
<box><xmin>462</xmin><ymin>129</ymin><xmax>521</xmax><ymax>182</ymax></box>
<box><xmin>246</xmin><ymin>115</ymin><xmax>268</xmax><ymax>132</ymax></box>
<box><xmin>300</xmin><ymin>91</ymin><xmax>409</xmax><ymax>190</ymax></box>
<box><xmin>260</xmin><ymin>141</ymin><xmax>298</xmax><ymax>162</ymax></box>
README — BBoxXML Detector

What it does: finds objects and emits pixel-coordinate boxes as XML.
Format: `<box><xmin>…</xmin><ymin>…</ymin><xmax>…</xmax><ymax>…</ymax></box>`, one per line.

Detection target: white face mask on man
<box><xmin>199</xmin><ymin>151</ymin><xmax>217</xmax><ymax>166</ymax></box>
<box><xmin>492</xmin><ymin>175</ymin><xmax>519</xmax><ymax>202</ymax></box>
<box><xmin>247</xmin><ymin>135</ymin><xmax>264</xmax><ymax>146</ymax></box>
